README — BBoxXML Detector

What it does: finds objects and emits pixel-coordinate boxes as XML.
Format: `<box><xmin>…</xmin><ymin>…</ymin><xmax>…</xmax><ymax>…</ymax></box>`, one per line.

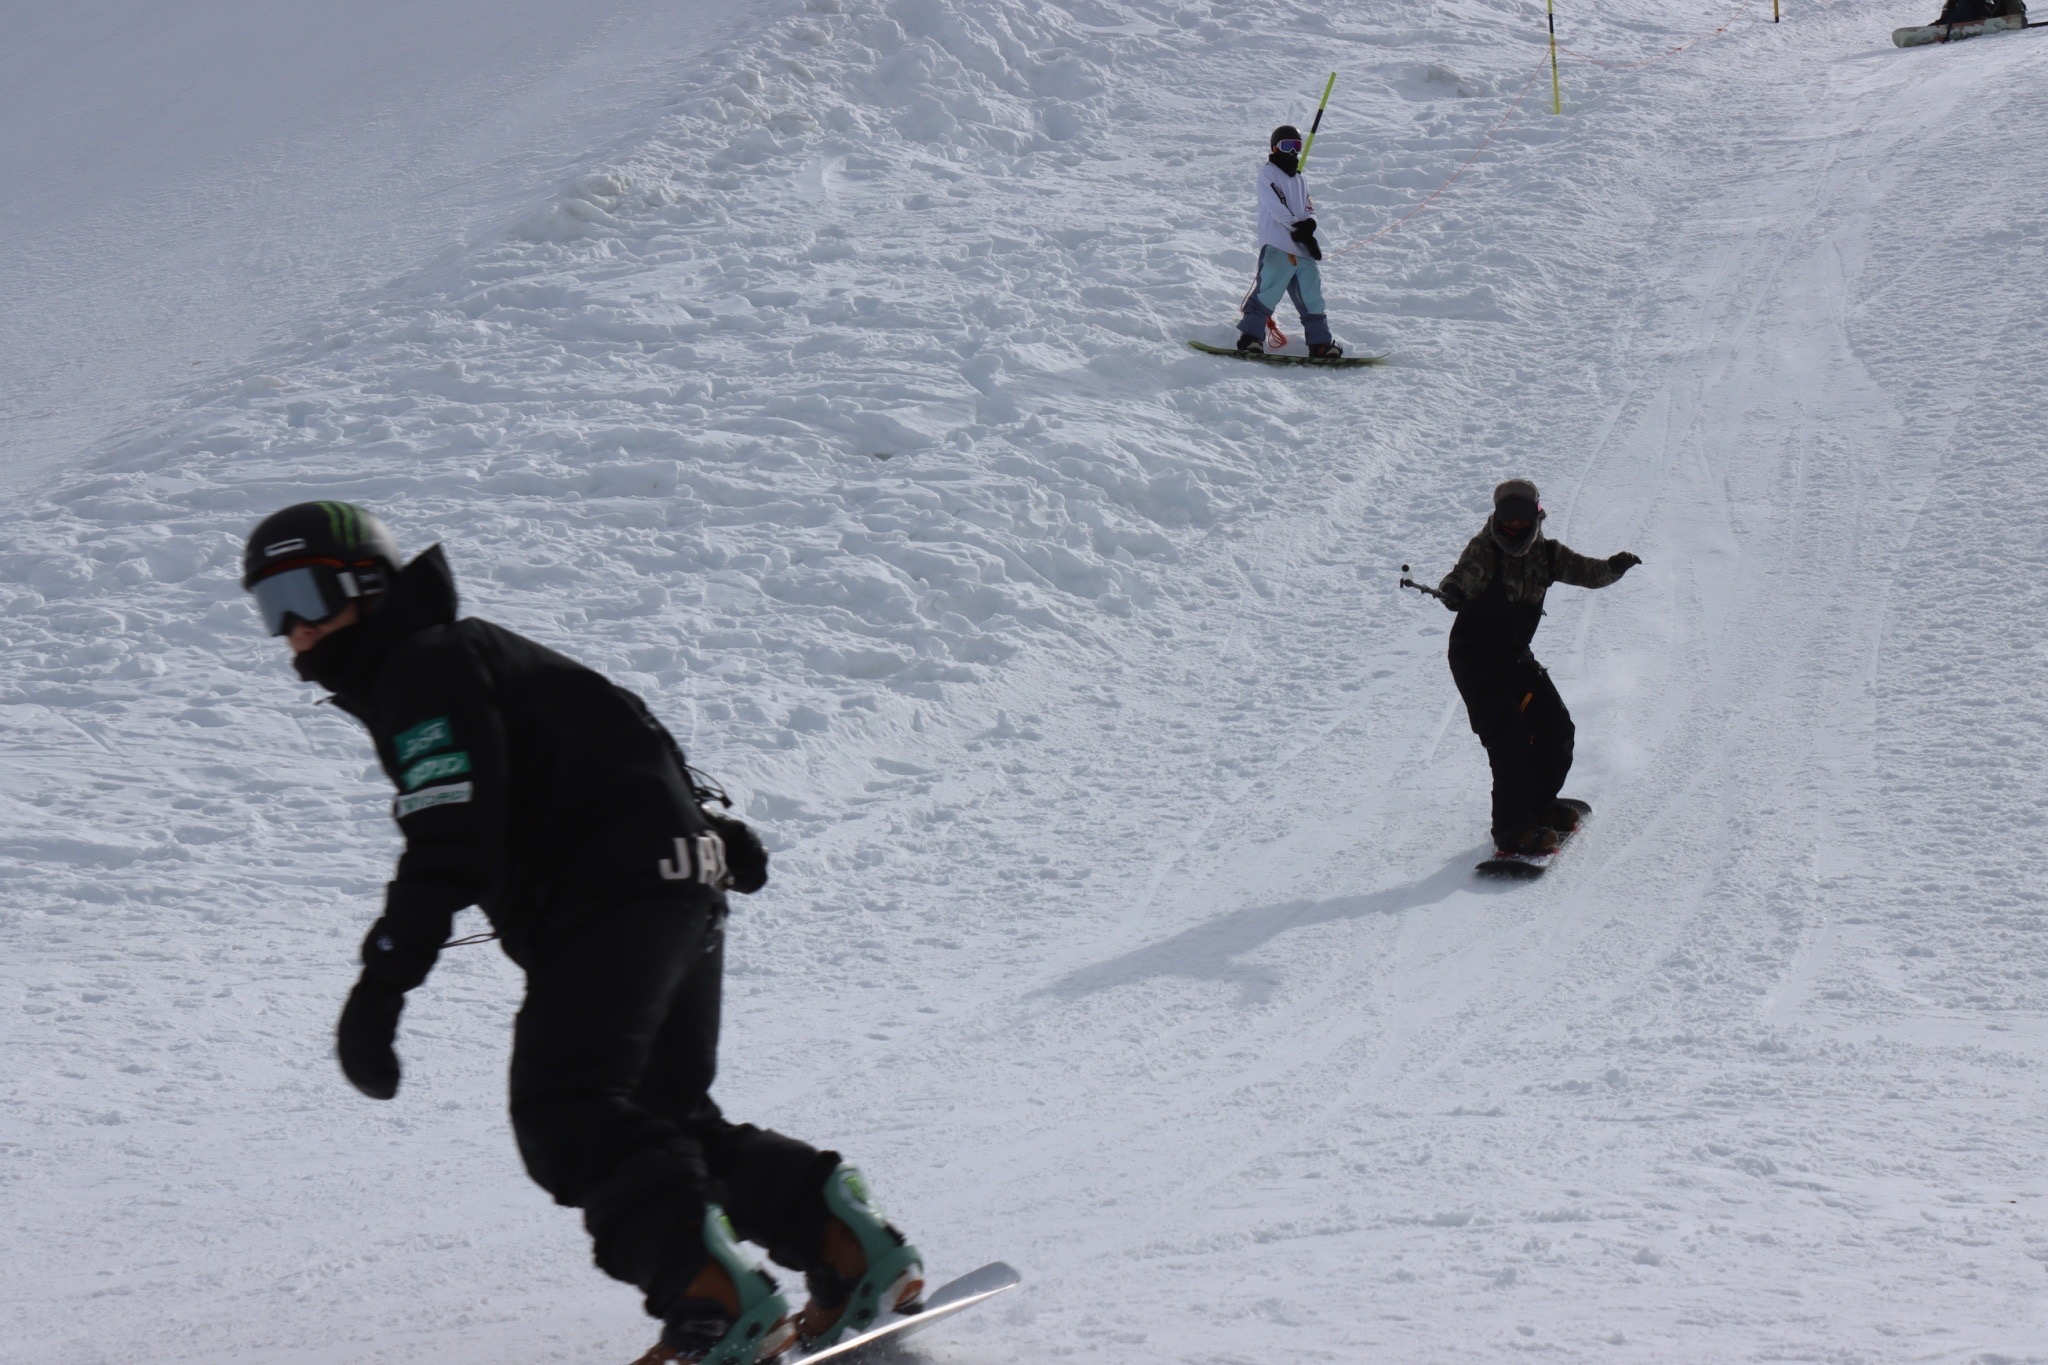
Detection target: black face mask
<box><xmin>292</xmin><ymin>621</ymin><xmax>366</xmax><ymax>690</ymax></box>
<box><xmin>1269</xmin><ymin>149</ymin><xmax>1299</xmax><ymax>176</ymax></box>
<box><xmin>1490</xmin><ymin>517</ymin><xmax>1540</xmax><ymax>557</ymax></box>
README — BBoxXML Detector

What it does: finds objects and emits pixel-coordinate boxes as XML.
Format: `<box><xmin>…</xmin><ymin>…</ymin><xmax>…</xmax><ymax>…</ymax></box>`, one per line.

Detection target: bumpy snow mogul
<box><xmin>238</xmin><ymin>502</ymin><xmax>949</xmax><ymax>1365</ymax></box>
<box><xmin>1895</xmin><ymin>0</ymin><xmax>2032</xmax><ymax>45</ymax></box>
<box><xmin>1402</xmin><ymin>480</ymin><xmax>1641</xmax><ymax>875</ymax></box>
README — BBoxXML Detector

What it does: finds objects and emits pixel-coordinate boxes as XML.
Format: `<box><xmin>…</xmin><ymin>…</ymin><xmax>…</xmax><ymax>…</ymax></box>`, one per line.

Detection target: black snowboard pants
<box><xmin>509</xmin><ymin>891</ymin><xmax>836</xmax><ymax>1326</ymax></box>
<box><xmin>1451</xmin><ymin>651</ymin><xmax>1575</xmax><ymax>845</ymax></box>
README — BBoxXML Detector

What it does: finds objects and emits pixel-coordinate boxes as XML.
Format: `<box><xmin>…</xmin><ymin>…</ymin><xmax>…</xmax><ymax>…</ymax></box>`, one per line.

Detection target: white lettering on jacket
<box><xmin>658</xmin><ymin>832</ymin><xmax>728</xmax><ymax>886</ymax></box>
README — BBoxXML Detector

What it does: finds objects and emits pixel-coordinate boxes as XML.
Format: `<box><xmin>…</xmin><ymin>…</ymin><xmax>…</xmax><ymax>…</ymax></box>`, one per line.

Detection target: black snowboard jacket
<box><xmin>303</xmin><ymin>547</ymin><xmax>723</xmax><ymax>988</ymax></box>
<box><xmin>1438</xmin><ymin>521</ymin><xmax>1623</xmax><ymax>681</ymax></box>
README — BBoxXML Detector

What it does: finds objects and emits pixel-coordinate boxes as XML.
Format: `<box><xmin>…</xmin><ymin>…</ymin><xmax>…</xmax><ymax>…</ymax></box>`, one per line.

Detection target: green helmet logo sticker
<box><xmin>319</xmin><ymin>500</ymin><xmax>363</xmax><ymax>549</ymax></box>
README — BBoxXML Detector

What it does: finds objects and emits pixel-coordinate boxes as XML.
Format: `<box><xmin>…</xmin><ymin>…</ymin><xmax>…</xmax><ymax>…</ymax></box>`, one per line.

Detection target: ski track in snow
<box><xmin>4</xmin><ymin>0</ymin><xmax>2046</xmax><ymax>1360</ymax></box>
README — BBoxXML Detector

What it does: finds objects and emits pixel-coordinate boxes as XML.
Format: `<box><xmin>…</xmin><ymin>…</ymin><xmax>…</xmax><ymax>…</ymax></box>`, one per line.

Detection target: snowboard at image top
<box><xmin>786</xmin><ymin>1262</ymin><xmax>1020</xmax><ymax>1363</ymax></box>
<box><xmin>1893</xmin><ymin>13</ymin><xmax>2033</xmax><ymax>45</ymax></box>
<box><xmin>1186</xmin><ymin>339</ymin><xmax>1385</xmax><ymax>368</ymax></box>
<box><xmin>1475</xmin><ymin>800</ymin><xmax>1591</xmax><ymax>880</ymax></box>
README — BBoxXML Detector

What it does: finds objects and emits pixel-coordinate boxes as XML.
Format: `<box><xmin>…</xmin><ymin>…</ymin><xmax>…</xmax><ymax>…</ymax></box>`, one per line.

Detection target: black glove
<box><xmin>1438</xmin><ymin>584</ymin><xmax>1467</xmax><ymax>611</ymax></box>
<box><xmin>337</xmin><ymin>977</ymin><xmax>405</xmax><ymax>1100</ymax></box>
<box><xmin>1289</xmin><ymin>217</ymin><xmax>1323</xmax><ymax>261</ymax></box>
<box><xmin>706</xmin><ymin>812</ymin><xmax>768</xmax><ymax>894</ymax></box>
<box><xmin>1608</xmin><ymin>552</ymin><xmax>1642</xmax><ymax>575</ymax></box>
<box><xmin>358</xmin><ymin>885</ymin><xmax>453</xmax><ymax>993</ymax></box>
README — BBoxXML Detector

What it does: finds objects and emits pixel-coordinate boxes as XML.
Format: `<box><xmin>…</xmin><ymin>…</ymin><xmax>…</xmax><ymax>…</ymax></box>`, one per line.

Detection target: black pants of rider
<box><xmin>1453</xmin><ymin>653</ymin><xmax>1575</xmax><ymax>846</ymax></box>
<box><xmin>508</xmin><ymin>888</ymin><xmax>838</xmax><ymax>1330</ymax></box>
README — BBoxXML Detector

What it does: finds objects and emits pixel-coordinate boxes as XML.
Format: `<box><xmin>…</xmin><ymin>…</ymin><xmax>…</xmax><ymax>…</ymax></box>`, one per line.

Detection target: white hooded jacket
<box><xmin>1255</xmin><ymin>161</ymin><xmax>1315</xmax><ymax>257</ymax></box>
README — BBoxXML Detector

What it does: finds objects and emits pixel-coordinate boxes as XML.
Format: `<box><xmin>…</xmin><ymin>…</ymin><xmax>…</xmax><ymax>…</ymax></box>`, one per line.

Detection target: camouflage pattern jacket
<box><xmin>1439</xmin><ymin>521</ymin><xmax>1623</xmax><ymax>668</ymax></box>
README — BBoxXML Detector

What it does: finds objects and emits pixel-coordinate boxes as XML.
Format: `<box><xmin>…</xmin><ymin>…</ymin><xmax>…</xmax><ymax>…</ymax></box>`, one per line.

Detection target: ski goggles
<box><xmin>248</xmin><ymin>562</ymin><xmax>366</xmax><ymax>635</ymax></box>
<box><xmin>1273</xmin><ymin>138</ymin><xmax>1303</xmax><ymax>154</ymax></box>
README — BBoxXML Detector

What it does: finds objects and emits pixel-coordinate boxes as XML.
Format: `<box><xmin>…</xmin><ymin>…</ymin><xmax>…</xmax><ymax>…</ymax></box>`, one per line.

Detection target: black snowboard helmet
<box><xmin>1490</xmin><ymin>479</ymin><xmax>1544</xmax><ymax>557</ymax></box>
<box><xmin>1269</xmin><ymin>123</ymin><xmax>1303</xmax><ymax>175</ymax></box>
<box><xmin>241</xmin><ymin>501</ymin><xmax>402</xmax><ymax>635</ymax></box>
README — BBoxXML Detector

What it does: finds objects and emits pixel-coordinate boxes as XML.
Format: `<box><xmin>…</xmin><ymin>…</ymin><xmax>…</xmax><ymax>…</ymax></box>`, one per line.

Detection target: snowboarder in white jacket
<box><xmin>1236</xmin><ymin>124</ymin><xmax>1343</xmax><ymax>358</ymax></box>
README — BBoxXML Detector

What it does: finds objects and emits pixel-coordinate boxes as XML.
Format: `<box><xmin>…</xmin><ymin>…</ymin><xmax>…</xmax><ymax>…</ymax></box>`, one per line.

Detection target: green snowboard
<box><xmin>1187</xmin><ymin>340</ymin><xmax>1385</xmax><ymax>368</ymax></box>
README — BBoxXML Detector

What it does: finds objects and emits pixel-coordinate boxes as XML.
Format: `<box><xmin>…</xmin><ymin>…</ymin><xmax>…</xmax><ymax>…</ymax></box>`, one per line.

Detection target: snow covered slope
<box><xmin>0</xmin><ymin>0</ymin><xmax>755</xmax><ymax>492</ymax></box>
<box><xmin>4</xmin><ymin>0</ymin><xmax>2046</xmax><ymax>1360</ymax></box>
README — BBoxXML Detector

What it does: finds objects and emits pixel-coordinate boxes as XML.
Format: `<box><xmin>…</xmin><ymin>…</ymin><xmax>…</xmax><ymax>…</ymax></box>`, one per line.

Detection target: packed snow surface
<box><xmin>4</xmin><ymin>0</ymin><xmax>2046</xmax><ymax>1360</ymax></box>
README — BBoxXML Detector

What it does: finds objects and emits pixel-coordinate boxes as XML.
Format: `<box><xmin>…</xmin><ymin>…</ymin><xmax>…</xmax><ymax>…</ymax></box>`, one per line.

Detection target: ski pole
<box><xmin>1546</xmin><ymin>0</ymin><xmax>1562</xmax><ymax>115</ymax></box>
<box><xmin>1399</xmin><ymin>564</ymin><xmax>1449</xmax><ymax>602</ymax></box>
<box><xmin>1299</xmin><ymin>72</ymin><xmax>1337</xmax><ymax>169</ymax></box>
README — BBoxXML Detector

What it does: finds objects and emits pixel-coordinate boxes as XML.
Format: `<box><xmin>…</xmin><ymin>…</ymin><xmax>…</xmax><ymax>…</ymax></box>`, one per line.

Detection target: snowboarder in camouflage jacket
<box><xmin>1436</xmin><ymin>479</ymin><xmax>1640</xmax><ymax>854</ymax></box>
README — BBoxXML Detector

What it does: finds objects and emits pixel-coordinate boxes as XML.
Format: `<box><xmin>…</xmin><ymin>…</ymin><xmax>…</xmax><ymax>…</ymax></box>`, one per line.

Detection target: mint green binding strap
<box><xmin>808</xmin><ymin>1165</ymin><xmax>925</xmax><ymax>1348</ymax></box>
<box><xmin>698</xmin><ymin>1206</ymin><xmax>794</xmax><ymax>1364</ymax></box>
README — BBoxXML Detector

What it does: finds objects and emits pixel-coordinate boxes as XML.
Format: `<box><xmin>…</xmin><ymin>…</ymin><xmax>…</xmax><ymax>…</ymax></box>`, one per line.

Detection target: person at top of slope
<box><xmin>1435</xmin><ymin>480</ymin><xmax>1640</xmax><ymax>857</ymax></box>
<box><xmin>1930</xmin><ymin>0</ymin><xmax>2024</xmax><ymax>23</ymax></box>
<box><xmin>1234</xmin><ymin>124</ymin><xmax>1344</xmax><ymax>359</ymax></box>
<box><xmin>238</xmin><ymin>502</ymin><xmax>924</xmax><ymax>1365</ymax></box>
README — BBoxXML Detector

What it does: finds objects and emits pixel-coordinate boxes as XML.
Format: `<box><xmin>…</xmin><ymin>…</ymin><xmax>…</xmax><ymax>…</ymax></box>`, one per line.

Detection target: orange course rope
<box><xmin>1324</xmin><ymin>6</ymin><xmax>1752</xmax><ymax>259</ymax></box>
<box><xmin>1327</xmin><ymin>49</ymin><xmax>1551</xmax><ymax>261</ymax></box>
<box><xmin>1558</xmin><ymin>10</ymin><xmax>1746</xmax><ymax>69</ymax></box>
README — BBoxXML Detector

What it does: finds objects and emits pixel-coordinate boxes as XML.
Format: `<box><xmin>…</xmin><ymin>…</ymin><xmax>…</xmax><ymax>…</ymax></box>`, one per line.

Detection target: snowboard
<box><xmin>1475</xmin><ymin>800</ymin><xmax>1592</xmax><ymax>881</ymax></box>
<box><xmin>790</xmin><ymin>1262</ymin><xmax>1020</xmax><ymax>1363</ymax></box>
<box><xmin>1186</xmin><ymin>340</ymin><xmax>1384</xmax><ymax>368</ymax></box>
<box><xmin>1893</xmin><ymin>14</ymin><xmax>2030</xmax><ymax>46</ymax></box>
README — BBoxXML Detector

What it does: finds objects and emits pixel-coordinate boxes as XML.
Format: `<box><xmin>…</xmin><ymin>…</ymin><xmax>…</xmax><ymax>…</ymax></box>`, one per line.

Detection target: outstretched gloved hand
<box><xmin>1438</xmin><ymin>585</ymin><xmax>1467</xmax><ymax>611</ymax></box>
<box><xmin>706</xmin><ymin>812</ymin><xmax>769</xmax><ymax>894</ymax></box>
<box><xmin>1608</xmin><ymin>552</ymin><xmax>1642</xmax><ymax>575</ymax></box>
<box><xmin>337</xmin><ymin>977</ymin><xmax>405</xmax><ymax>1099</ymax></box>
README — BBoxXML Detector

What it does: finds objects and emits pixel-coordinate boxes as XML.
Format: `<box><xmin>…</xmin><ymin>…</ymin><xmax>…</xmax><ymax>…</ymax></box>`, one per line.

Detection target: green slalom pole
<box><xmin>1299</xmin><ymin>72</ymin><xmax>1338</xmax><ymax>169</ymax></box>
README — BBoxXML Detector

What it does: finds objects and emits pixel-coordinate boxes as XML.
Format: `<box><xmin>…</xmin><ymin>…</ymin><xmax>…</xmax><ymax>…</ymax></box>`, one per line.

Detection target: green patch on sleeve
<box><xmin>395</xmin><ymin>781</ymin><xmax>473</xmax><ymax>818</ymax></box>
<box><xmin>401</xmin><ymin>751</ymin><xmax>472</xmax><ymax>791</ymax></box>
<box><xmin>394</xmin><ymin>716</ymin><xmax>454</xmax><ymax>763</ymax></box>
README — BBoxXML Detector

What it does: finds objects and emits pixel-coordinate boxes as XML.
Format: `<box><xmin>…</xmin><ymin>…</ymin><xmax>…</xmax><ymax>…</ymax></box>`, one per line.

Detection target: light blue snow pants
<box><xmin>1237</xmin><ymin>246</ymin><xmax>1332</xmax><ymax>347</ymax></box>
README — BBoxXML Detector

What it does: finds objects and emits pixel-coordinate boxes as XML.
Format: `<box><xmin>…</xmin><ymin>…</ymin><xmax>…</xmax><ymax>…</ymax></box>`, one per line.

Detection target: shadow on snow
<box><xmin>1039</xmin><ymin>849</ymin><xmax>1505</xmax><ymax>1007</ymax></box>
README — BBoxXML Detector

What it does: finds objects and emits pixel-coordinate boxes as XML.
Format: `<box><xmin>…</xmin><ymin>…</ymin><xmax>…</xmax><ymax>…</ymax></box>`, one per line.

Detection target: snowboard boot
<box><xmin>1308</xmin><ymin>341</ymin><xmax>1345</xmax><ymax>359</ymax></box>
<box><xmin>635</xmin><ymin>1207</ymin><xmax>795</xmax><ymax>1365</ymax></box>
<box><xmin>793</xmin><ymin>1164</ymin><xmax>925</xmax><ymax>1350</ymax></box>
<box><xmin>1502</xmin><ymin>824</ymin><xmax>1562</xmax><ymax>857</ymax></box>
<box><xmin>1235</xmin><ymin>331</ymin><xmax>1264</xmax><ymax>355</ymax></box>
<box><xmin>1543</xmin><ymin>799</ymin><xmax>1591</xmax><ymax>834</ymax></box>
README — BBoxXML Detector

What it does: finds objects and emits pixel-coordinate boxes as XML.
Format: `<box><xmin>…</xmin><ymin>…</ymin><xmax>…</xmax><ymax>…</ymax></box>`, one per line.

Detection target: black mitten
<box><xmin>1439</xmin><ymin>585</ymin><xmax>1467</xmax><ymax>611</ymax></box>
<box><xmin>707</xmin><ymin>812</ymin><xmax>769</xmax><ymax>894</ymax></box>
<box><xmin>1608</xmin><ymin>552</ymin><xmax>1642</xmax><ymax>575</ymax></box>
<box><xmin>358</xmin><ymin>887</ymin><xmax>452</xmax><ymax>993</ymax></box>
<box><xmin>1290</xmin><ymin>218</ymin><xmax>1323</xmax><ymax>261</ymax></box>
<box><xmin>337</xmin><ymin>978</ymin><xmax>404</xmax><ymax>1100</ymax></box>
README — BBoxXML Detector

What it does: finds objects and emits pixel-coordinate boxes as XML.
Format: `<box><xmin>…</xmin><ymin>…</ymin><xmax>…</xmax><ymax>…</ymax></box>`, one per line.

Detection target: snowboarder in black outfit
<box><xmin>1435</xmin><ymin>480</ymin><xmax>1640</xmax><ymax>855</ymax></box>
<box><xmin>1931</xmin><ymin>0</ymin><xmax>2024</xmax><ymax>24</ymax></box>
<box><xmin>240</xmin><ymin>502</ymin><xmax>924</xmax><ymax>1365</ymax></box>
